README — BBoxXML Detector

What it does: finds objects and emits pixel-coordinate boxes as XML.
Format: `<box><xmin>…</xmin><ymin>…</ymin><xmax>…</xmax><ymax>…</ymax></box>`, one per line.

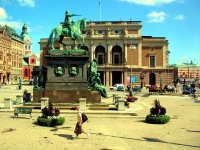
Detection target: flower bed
<box><xmin>37</xmin><ymin>115</ymin><xmax>65</xmax><ymax>127</ymax></box>
<box><xmin>145</xmin><ymin>99</ymin><xmax>170</xmax><ymax>124</ymax></box>
<box><xmin>145</xmin><ymin>114</ymin><xmax>170</xmax><ymax>124</ymax></box>
<box><xmin>37</xmin><ymin>102</ymin><xmax>65</xmax><ymax>127</ymax></box>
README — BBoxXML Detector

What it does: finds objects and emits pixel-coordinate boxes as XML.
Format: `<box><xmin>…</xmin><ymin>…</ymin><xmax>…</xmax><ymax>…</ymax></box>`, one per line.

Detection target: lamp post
<box><xmin>3</xmin><ymin>59</ymin><xmax>6</xmax><ymax>84</ymax></box>
<box><xmin>165</xmin><ymin>51</ymin><xmax>170</xmax><ymax>84</ymax></box>
<box><xmin>183</xmin><ymin>62</ymin><xmax>190</xmax><ymax>78</ymax></box>
<box><xmin>128</xmin><ymin>36</ymin><xmax>136</xmax><ymax>85</ymax></box>
<box><xmin>140</xmin><ymin>72</ymin><xmax>145</xmax><ymax>88</ymax></box>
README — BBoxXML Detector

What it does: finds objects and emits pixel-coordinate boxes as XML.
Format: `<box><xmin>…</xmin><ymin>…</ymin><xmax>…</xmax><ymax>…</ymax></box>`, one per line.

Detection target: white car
<box><xmin>110</xmin><ymin>84</ymin><xmax>125</xmax><ymax>90</ymax></box>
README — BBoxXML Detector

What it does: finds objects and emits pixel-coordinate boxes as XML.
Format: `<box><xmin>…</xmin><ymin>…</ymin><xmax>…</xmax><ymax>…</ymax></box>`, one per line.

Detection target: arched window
<box><xmin>24</xmin><ymin>68</ymin><xmax>28</xmax><ymax>77</ymax></box>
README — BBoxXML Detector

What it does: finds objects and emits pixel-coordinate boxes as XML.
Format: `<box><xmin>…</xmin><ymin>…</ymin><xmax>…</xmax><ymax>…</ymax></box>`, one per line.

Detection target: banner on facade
<box><xmin>126</xmin><ymin>76</ymin><xmax>130</xmax><ymax>83</ymax></box>
<box><xmin>126</xmin><ymin>76</ymin><xmax>136</xmax><ymax>83</ymax></box>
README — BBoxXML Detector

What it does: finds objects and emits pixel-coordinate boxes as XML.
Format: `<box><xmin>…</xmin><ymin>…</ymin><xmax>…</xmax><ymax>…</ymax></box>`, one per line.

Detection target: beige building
<box><xmin>39</xmin><ymin>20</ymin><xmax>174</xmax><ymax>88</ymax></box>
<box><xmin>0</xmin><ymin>25</ymin><xmax>23</xmax><ymax>84</ymax></box>
<box><xmin>0</xmin><ymin>24</ymin><xmax>37</xmax><ymax>84</ymax></box>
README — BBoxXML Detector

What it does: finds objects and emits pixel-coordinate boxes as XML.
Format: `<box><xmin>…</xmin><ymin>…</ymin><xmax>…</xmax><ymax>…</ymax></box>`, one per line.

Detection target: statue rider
<box><xmin>63</xmin><ymin>10</ymin><xmax>79</xmax><ymax>39</ymax></box>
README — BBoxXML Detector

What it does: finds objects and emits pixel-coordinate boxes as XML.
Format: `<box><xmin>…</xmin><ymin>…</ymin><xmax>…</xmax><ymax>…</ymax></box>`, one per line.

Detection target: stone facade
<box><xmin>39</xmin><ymin>21</ymin><xmax>174</xmax><ymax>88</ymax></box>
<box><xmin>0</xmin><ymin>25</ymin><xmax>23</xmax><ymax>84</ymax></box>
<box><xmin>0</xmin><ymin>24</ymin><xmax>38</xmax><ymax>84</ymax></box>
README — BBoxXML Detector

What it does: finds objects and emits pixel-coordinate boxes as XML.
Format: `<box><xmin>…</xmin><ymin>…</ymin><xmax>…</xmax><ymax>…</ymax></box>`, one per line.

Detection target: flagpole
<box><xmin>99</xmin><ymin>0</ymin><xmax>101</xmax><ymax>23</ymax></box>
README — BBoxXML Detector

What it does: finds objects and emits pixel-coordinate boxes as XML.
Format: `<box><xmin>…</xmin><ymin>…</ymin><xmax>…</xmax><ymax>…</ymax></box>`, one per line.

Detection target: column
<box><xmin>79</xmin><ymin>98</ymin><xmax>86</xmax><ymax>111</ymax></box>
<box><xmin>106</xmin><ymin>71</ymin><xmax>109</xmax><ymax>88</ymax></box>
<box><xmin>109</xmin><ymin>71</ymin><xmax>112</xmax><ymax>86</ymax></box>
<box><xmin>103</xmin><ymin>71</ymin><xmax>106</xmax><ymax>85</ymax></box>
<box><xmin>90</xmin><ymin>44</ymin><xmax>94</xmax><ymax>61</ymax></box>
<box><xmin>4</xmin><ymin>97</ymin><xmax>12</xmax><ymax>109</ymax></box>
<box><xmin>138</xmin><ymin>43</ymin><xmax>142</xmax><ymax>67</ymax></box>
<box><xmin>40</xmin><ymin>97</ymin><xmax>49</xmax><ymax>110</ymax></box>
<box><xmin>107</xmin><ymin>44</ymin><xmax>111</xmax><ymax>64</ymax></box>
<box><xmin>110</xmin><ymin>51</ymin><xmax>112</xmax><ymax>64</ymax></box>
<box><xmin>124</xmin><ymin>44</ymin><xmax>128</xmax><ymax>63</ymax></box>
<box><xmin>124</xmin><ymin>71</ymin><xmax>127</xmax><ymax>87</ymax></box>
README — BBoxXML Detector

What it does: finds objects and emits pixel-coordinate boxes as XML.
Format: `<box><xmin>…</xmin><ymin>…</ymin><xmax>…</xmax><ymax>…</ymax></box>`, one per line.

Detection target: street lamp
<box><xmin>128</xmin><ymin>36</ymin><xmax>136</xmax><ymax>84</ymax></box>
<box><xmin>165</xmin><ymin>51</ymin><xmax>170</xmax><ymax>84</ymax></box>
<box><xmin>140</xmin><ymin>72</ymin><xmax>145</xmax><ymax>88</ymax></box>
<box><xmin>183</xmin><ymin>62</ymin><xmax>190</xmax><ymax>78</ymax></box>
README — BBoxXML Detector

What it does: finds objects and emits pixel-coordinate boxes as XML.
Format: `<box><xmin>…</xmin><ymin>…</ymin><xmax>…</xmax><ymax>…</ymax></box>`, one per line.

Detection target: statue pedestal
<box><xmin>44</xmin><ymin>55</ymin><xmax>89</xmax><ymax>90</ymax></box>
<box><xmin>43</xmin><ymin>90</ymin><xmax>101</xmax><ymax>103</ymax></box>
<box><xmin>33</xmin><ymin>53</ymin><xmax>101</xmax><ymax>103</ymax></box>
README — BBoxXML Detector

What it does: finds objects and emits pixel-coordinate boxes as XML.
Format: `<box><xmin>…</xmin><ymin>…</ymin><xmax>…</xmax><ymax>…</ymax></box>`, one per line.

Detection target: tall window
<box><xmin>98</xmin><ymin>55</ymin><xmax>103</xmax><ymax>65</ymax></box>
<box><xmin>24</xmin><ymin>68</ymin><xmax>28</xmax><ymax>77</ymax></box>
<box><xmin>0</xmin><ymin>52</ymin><xmax>3</xmax><ymax>60</ymax></box>
<box><xmin>114</xmin><ymin>55</ymin><xmax>120</xmax><ymax>65</ymax></box>
<box><xmin>150</xmin><ymin>56</ymin><xmax>155</xmax><ymax>67</ymax></box>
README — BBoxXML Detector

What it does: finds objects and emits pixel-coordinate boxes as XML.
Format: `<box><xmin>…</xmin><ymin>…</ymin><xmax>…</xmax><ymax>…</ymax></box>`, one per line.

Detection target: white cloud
<box><xmin>147</xmin><ymin>11</ymin><xmax>167</xmax><ymax>23</ymax></box>
<box><xmin>33</xmin><ymin>25</ymin><xmax>42</xmax><ymax>32</ymax></box>
<box><xmin>0</xmin><ymin>7</ymin><xmax>8</xmax><ymax>20</ymax></box>
<box><xmin>17</xmin><ymin>0</ymin><xmax>35</xmax><ymax>7</ymax></box>
<box><xmin>0</xmin><ymin>21</ymin><xmax>23</xmax><ymax>30</ymax></box>
<box><xmin>174</xmin><ymin>14</ymin><xmax>184</xmax><ymax>20</ymax></box>
<box><xmin>0</xmin><ymin>21</ymin><xmax>31</xmax><ymax>32</ymax></box>
<box><xmin>181</xmin><ymin>56</ymin><xmax>188</xmax><ymax>60</ymax></box>
<box><xmin>119</xmin><ymin>0</ymin><xmax>178</xmax><ymax>6</ymax></box>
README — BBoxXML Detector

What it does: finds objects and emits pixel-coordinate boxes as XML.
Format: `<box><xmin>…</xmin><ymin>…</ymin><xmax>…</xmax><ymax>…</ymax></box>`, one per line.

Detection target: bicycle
<box><xmin>190</xmin><ymin>92</ymin><xmax>198</xmax><ymax>101</ymax></box>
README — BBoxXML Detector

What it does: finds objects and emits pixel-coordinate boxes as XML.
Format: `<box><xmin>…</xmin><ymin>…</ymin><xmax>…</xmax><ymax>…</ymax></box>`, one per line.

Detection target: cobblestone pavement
<box><xmin>0</xmin><ymin>85</ymin><xmax>200</xmax><ymax>150</ymax></box>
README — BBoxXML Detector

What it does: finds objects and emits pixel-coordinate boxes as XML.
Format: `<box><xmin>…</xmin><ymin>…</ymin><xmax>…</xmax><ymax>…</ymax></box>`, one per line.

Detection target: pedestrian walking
<box><xmin>18</xmin><ymin>77</ymin><xmax>22</xmax><ymax>90</ymax></box>
<box><xmin>74</xmin><ymin>105</ymin><xmax>90</xmax><ymax>138</ymax></box>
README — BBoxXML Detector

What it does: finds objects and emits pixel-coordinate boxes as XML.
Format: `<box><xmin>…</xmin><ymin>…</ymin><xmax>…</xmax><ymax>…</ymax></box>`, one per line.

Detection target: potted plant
<box><xmin>37</xmin><ymin>102</ymin><xmax>65</xmax><ymax>127</ymax></box>
<box><xmin>145</xmin><ymin>99</ymin><xmax>170</xmax><ymax>124</ymax></box>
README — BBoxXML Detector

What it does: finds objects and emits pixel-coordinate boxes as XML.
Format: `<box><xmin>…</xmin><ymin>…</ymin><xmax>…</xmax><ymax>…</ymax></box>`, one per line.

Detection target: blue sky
<box><xmin>0</xmin><ymin>0</ymin><xmax>200</xmax><ymax>65</ymax></box>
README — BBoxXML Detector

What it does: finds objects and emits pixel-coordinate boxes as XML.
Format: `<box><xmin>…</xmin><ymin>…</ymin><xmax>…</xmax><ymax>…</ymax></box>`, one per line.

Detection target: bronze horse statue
<box><xmin>46</xmin><ymin>18</ymin><xmax>86</xmax><ymax>49</ymax></box>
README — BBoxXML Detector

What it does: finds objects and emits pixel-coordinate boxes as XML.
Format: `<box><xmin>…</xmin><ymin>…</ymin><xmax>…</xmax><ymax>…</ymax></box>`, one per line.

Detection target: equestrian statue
<box><xmin>46</xmin><ymin>11</ymin><xmax>86</xmax><ymax>50</ymax></box>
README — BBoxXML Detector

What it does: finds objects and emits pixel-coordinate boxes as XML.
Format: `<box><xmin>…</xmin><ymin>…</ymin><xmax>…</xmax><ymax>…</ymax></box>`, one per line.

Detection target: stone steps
<box><xmin>14</xmin><ymin>102</ymin><xmax>114</xmax><ymax>111</ymax></box>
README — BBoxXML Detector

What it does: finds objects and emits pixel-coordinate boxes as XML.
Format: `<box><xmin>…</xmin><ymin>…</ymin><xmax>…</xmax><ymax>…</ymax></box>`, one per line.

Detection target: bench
<box><xmin>14</xmin><ymin>108</ymin><xmax>32</xmax><ymax>118</ymax></box>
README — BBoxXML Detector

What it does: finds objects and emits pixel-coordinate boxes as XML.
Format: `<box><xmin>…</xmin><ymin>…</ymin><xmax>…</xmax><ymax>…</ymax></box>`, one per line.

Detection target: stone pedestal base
<box><xmin>41</xmin><ymin>97</ymin><xmax>49</xmax><ymax>110</ymax></box>
<box><xmin>33</xmin><ymin>89</ymin><xmax>101</xmax><ymax>103</ymax></box>
<box><xmin>4</xmin><ymin>97</ymin><xmax>12</xmax><ymax>109</ymax></box>
<box><xmin>79</xmin><ymin>98</ymin><xmax>86</xmax><ymax>111</ymax></box>
<box><xmin>16</xmin><ymin>95</ymin><xmax>23</xmax><ymax>104</ymax></box>
<box><xmin>33</xmin><ymin>90</ymin><xmax>45</xmax><ymax>102</ymax></box>
<box><xmin>118</xmin><ymin>99</ymin><xmax>125</xmax><ymax>111</ymax></box>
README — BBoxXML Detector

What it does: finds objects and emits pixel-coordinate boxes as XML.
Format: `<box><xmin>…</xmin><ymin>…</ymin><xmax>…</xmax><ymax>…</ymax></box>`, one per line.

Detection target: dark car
<box><xmin>132</xmin><ymin>86</ymin><xmax>141</xmax><ymax>92</ymax></box>
<box><xmin>117</xmin><ymin>86</ymin><xmax>125</xmax><ymax>91</ymax></box>
<box><xmin>182</xmin><ymin>85</ymin><xmax>196</xmax><ymax>94</ymax></box>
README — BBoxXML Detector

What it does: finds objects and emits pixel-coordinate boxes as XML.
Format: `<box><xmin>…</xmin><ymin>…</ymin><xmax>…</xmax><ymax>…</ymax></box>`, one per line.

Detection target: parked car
<box><xmin>110</xmin><ymin>84</ymin><xmax>124</xmax><ymax>90</ymax></box>
<box><xmin>126</xmin><ymin>86</ymin><xmax>141</xmax><ymax>92</ymax></box>
<box><xmin>117</xmin><ymin>86</ymin><xmax>125</xmax><ymax>91</ymax></box>
<box><xmin>132</xmin><ymin>86</ymin><xmax>141</xmax><ymax>92</ymax></box>
<box><xmin>182</xmin><ymin>85</ymin><xmax>196</xmax><ymax>94</ymax></box>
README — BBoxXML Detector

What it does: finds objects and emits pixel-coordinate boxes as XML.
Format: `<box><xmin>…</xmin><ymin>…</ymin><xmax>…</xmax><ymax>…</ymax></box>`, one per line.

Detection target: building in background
<box><xmin>0</xmin><ymin>24</ymin><xmax>38</xmax><ymax>84</ymax></box>
<box><xmin>0</xmin><ymin>25</ymin><xmax>23</xmax><ymax>84</ymax></box>
<box><xmin>20</xmin><ymin>24</ymin><xmax>37</xmax><ymax>82</ymax></box>
<box><xmin>172</xmin><ymin>61</ymin><xmax>200</xmax><ymax>85</ymax></box>
<box><xmin>39</xmin><ymin>20</ymin><xmax>173</xmax><ymax>88</ymax></box>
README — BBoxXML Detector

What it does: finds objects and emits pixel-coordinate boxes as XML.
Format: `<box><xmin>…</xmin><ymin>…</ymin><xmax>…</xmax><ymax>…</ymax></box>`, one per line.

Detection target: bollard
<box><xmin>40</xmin><ymin>97</ymin><xmax>49</xmax><ymax>110</ymax></box>
<box><xmin>16</xmin><ymin>95</ymin><xmax>23</xmax><ymax>104</ymax></box>
<box><xmin>4</xmin><ymin>97</ymin><xmax>13</xmax><ymax>109</ymax></box>
<box><xmin>79</xmin><ymin>98</ymin><xmax>86</xmax><ymax>111</ymax></box>
<box><xmin>112</xmin><ymin>94</ymin><xmax>118</xmax><ymax>103</ymax></box>
<box><xmin>118</xmin><ymin>99</ymin><xmax>125</xmax><ymax>111</ymax></box>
